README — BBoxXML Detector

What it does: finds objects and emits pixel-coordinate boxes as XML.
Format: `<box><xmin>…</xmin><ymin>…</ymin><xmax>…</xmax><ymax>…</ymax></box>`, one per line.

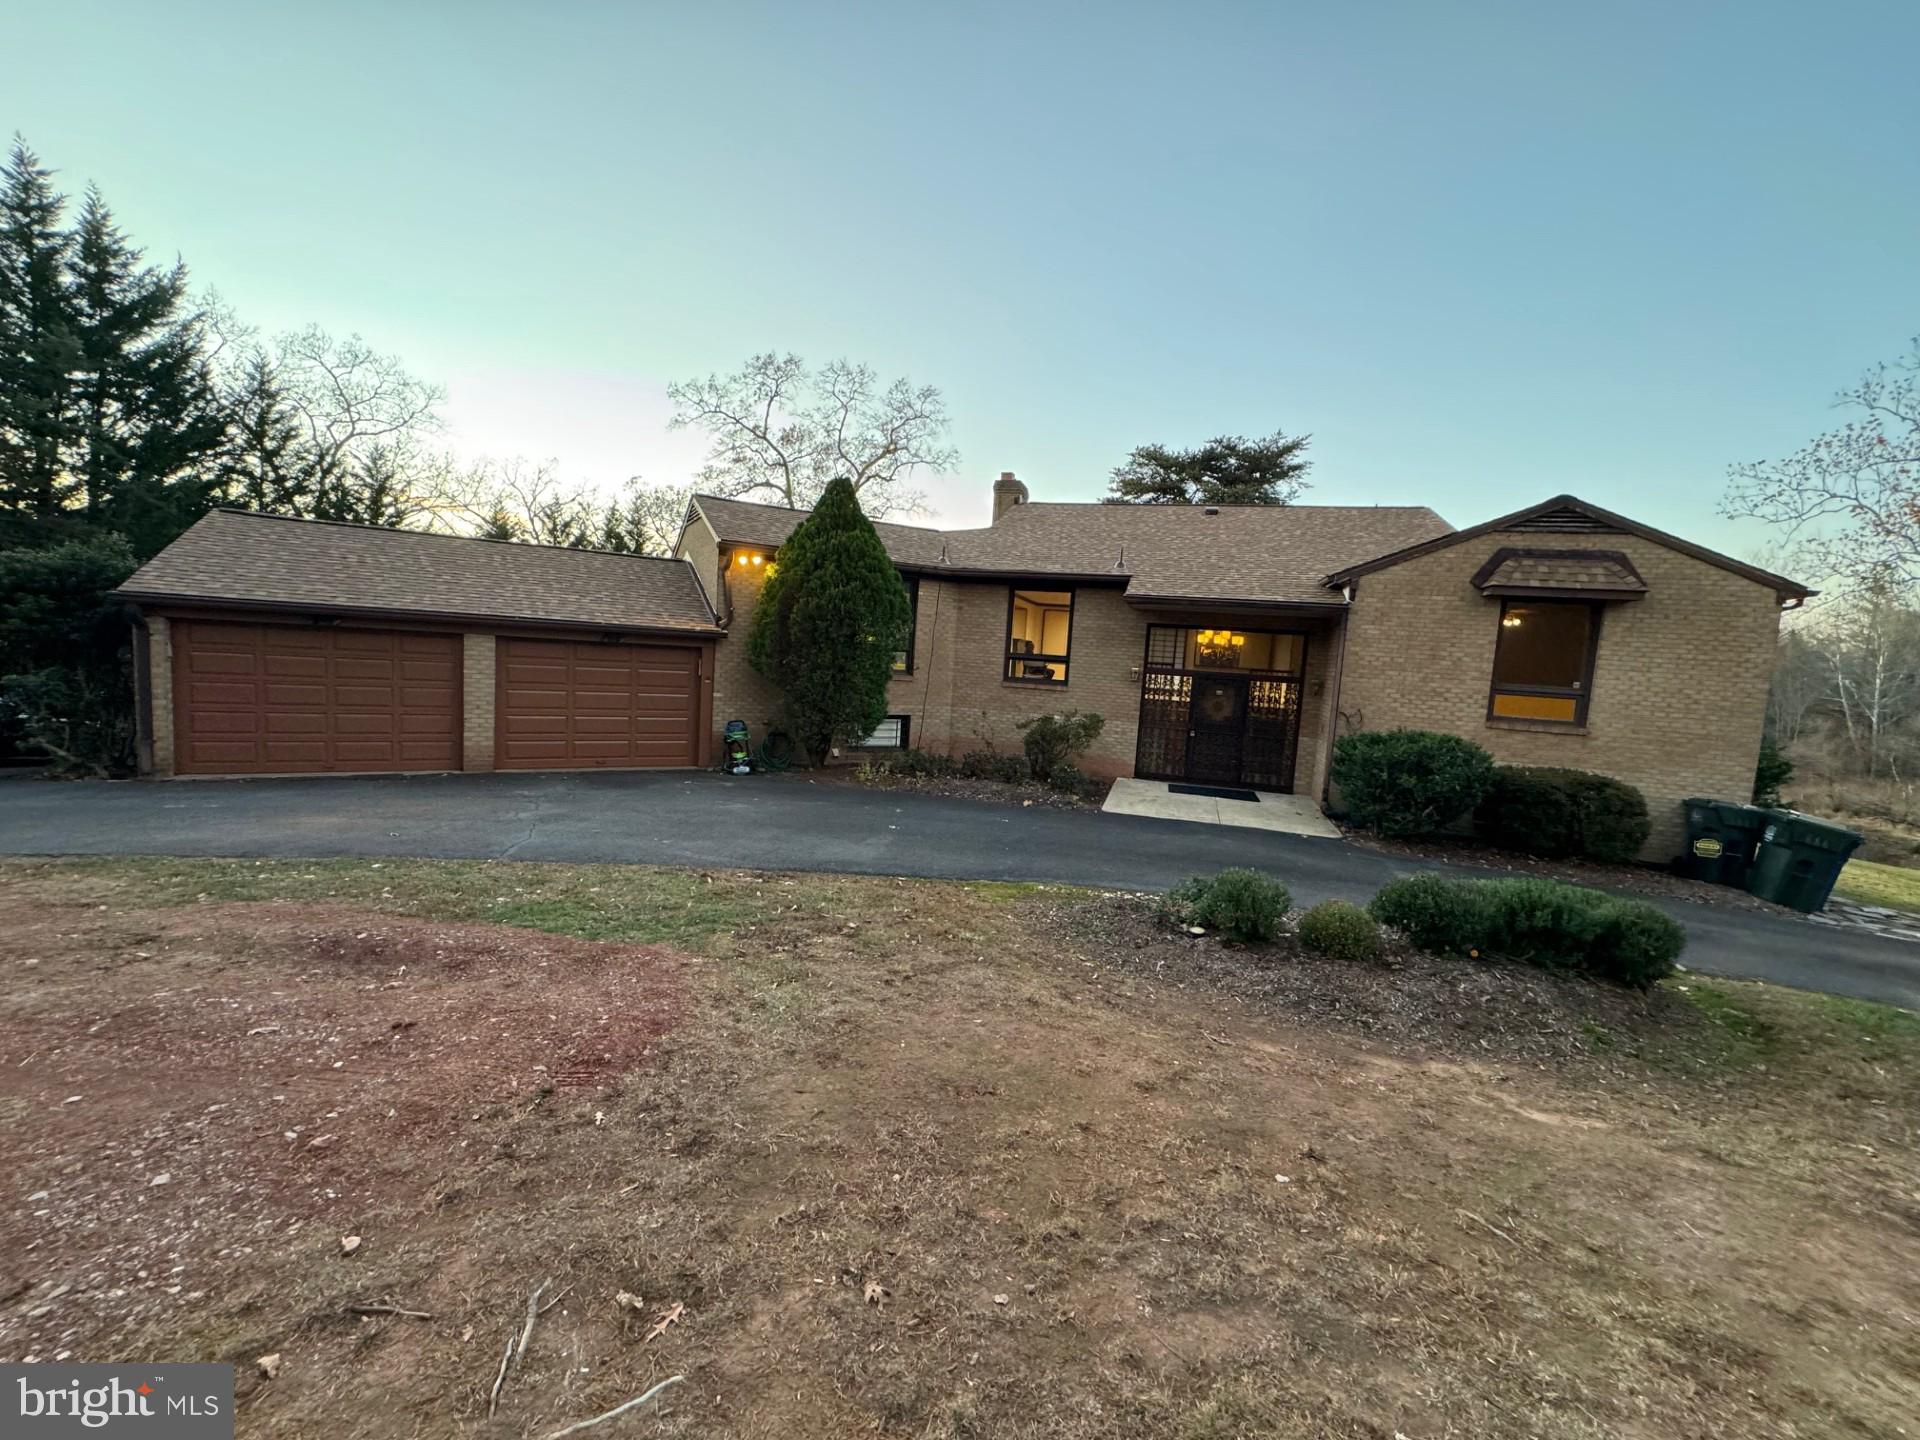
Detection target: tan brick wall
<box><xmin>706</xmin><ymin>549</ymin><xmax>789</xmax><ymax>744</ymax></box>
<box><xmin>462</xmin><ymin>632</ymin><xmax>496</xmax><ymax>772</ymax></box>
<box><xmin>148</xmin><ymin>615</ymin><xmax>174</xmax><ymax>777</ymax></box>
<box><xmin>927</xmin><ymin>584</ymin><xmax>1146</xmax><ymax>775</ymax></box>
<box><xmin>1336</xmin><ymin>531</ymin><xmax>1785</xmax><ymax>857</ymax></box>
<box><xmin>702</xmin><ymin>562</ymin><xmax>1337</xmax><ymax>791</ymax></box>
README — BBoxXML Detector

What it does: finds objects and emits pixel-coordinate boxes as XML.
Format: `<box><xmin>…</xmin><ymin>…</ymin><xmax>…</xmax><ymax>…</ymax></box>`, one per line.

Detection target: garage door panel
<box><xmin>496</xmin><ymin>638</ymin><xmax>699</xmax><ymax>771</ymax></box>
<box><xmin>190</xmin><ymin>680</ymin><xmax>260</xmax><ymax>706</ymax></box>
<box><xmin>330</xmin><ymin>686</ymin><xmax>397</xmax><ymax>709</ymax></box>
<box><xmin>188</xmin><ymin>651</ymin><xmax>258</xmax><ymax>676</ymax></box>
<box><xmin>173</xmin><ymin>621</ymin><xmax>459</xmax><ymax>776</ymax></box>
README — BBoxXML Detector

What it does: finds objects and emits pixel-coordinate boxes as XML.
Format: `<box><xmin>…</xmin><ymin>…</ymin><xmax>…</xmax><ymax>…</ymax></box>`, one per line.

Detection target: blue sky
<box><xmin>12</xmin><ymin>1</ymin><xmax>1918</xmax><ymax>548</ymax></box>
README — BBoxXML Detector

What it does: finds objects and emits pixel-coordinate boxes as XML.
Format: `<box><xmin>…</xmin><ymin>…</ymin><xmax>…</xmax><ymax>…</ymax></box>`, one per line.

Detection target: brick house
<box><xmin>119</xmin><ymin>473</ymin><xmax>1809</xmax><ymax>858</ymax></box>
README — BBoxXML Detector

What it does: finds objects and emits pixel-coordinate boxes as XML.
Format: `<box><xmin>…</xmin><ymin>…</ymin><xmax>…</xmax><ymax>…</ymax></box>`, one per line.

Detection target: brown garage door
<box><xmin>172</xmin><ymin>620</ymin><xmax>461</xmax><ymax>776</ymax></box>
<box><xmin>496</xmin><ymin>638</ymin><xmax>700</xmax><ymax>770</ymax></box>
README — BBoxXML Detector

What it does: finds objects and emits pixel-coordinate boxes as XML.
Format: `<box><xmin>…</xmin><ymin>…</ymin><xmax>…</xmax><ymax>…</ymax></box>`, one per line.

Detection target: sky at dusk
<box><xmin>11</xmin><ymin>1</ymin><xmax>1918</xmax><ymax>550</ymax></box>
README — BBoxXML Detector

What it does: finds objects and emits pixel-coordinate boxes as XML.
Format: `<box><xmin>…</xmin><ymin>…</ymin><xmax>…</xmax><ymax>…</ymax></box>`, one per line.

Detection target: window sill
<box><xmin>1486</xmin><ymin>717</ymin><xmax>1589</xmax><ymax>736</ymax></box>
<box><xmin>1002</xmin><ymin>677</ymin><xmax>1068</xmax><ymax>689</ymax></box>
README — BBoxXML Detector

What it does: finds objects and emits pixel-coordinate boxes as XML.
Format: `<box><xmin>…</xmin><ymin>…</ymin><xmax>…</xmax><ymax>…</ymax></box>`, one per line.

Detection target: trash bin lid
<box><xmin>1760</xmin><ymin>810</ymin><xmax>1865</xmax><ymax>852</ymax></box>
<box><xmin>1684</xmin><ymin>797</ymin><xmax>1773</xmax><ymax>827</ymax></box>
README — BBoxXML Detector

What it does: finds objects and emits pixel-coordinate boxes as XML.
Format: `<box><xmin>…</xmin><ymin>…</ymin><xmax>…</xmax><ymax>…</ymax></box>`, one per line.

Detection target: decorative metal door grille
<box><xmin>1133</xmin><ymin>626</ymin><xmax>1307</xmax><ymax>792</ymax></box>
<box><xmin>1135</xmin><ymin>671</ymin><xmax>1191</xmax><ymax>779</ymax></box>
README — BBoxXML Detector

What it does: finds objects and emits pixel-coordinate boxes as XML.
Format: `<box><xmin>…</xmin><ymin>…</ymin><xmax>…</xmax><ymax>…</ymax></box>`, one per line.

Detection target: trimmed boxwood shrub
<box><xmin>1475</xmin><ymin>766</ymin><xmax>1651</xmax><ymax>864</ymax></box>
<box><xmin>1331</xmin><ymin>730</ymin><xmax>1496</xmax><ymax>838</ymax></box>
<box><xmin>1365</xmin><ymin>872</ymin><xmax>1492</xmax><ymax>955</ymax></box>
<box><xmin>1167</xmin><ymin>868</ymin><xmax>1292</xmax><ymax>943</ymax></box>
<box><xmin>1295</xmin><ymin>900</ymin><xmax>1385</xmax><ymax>963</ymax></box>
<box><xmin>1367</xmin><ymin>872</ymin><xmax>1684</xmax><ymax>988</ymax></box>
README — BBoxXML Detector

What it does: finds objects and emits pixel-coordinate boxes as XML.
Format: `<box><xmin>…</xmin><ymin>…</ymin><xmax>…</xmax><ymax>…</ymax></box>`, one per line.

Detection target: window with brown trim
<box><xmin>1489</xmin><ymin>600</ymin><xmax>1599</xmax><ymax>724</ymax></box>
<box><xmin>1004</xmin><ymin>588</ymin><xmax>1072</xmax><ymax>684</ymax></box>
<box><xmin>892</xmin><ymin>574</ymin><xmax>919</xmax><ymax>674</ymax></box>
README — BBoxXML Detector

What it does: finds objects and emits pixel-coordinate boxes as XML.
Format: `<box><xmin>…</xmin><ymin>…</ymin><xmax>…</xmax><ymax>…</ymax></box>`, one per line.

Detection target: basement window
<box><xmin>1488</xmin><ymin>600</ymin><xmax>1600</xmax><ymax>725</ymax></box>
<box><xmin>857</xmin><ymin>715</ymin><xmax>911</xmax><ymax>749</ymax></box>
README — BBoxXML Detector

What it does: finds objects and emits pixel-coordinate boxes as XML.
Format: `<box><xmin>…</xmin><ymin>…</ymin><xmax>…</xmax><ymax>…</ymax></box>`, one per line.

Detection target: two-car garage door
<box><xmin>170</xmin><ymin>622</ymin><xmax>703</xmax><ymax>777</ymax></box>
<box><xmin>171</xmin><ymin>621</ymin><xmax>461</xmax><ymax>775</ymax></box>
<box><xmin>495</xmin><ymin>638</ymin><xmax>700</xmax><ymax>770</ymax></box>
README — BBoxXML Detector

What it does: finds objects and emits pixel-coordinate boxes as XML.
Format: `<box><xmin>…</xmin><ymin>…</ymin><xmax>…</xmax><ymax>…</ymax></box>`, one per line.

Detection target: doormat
<box><xmin>1169</xmin><ymin>783</ymin><xmax>1261</xmax><ymax>802</ymax></box>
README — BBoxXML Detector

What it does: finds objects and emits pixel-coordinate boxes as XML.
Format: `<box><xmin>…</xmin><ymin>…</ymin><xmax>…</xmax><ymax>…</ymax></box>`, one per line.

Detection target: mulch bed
<box><xmin>1049</xmin><ymin>891</ymin><xmax>1694</xmax><ymax>1066</ymax></box>
<box><xmin>1341</xmin><ymin>827</ymin><xmax>1787</xmax><ymax>912</ymax></box>
<box><xmin>823</xmin><ymin>767</ymin><xmax>1108</xmax><ymax>810</ymax></box>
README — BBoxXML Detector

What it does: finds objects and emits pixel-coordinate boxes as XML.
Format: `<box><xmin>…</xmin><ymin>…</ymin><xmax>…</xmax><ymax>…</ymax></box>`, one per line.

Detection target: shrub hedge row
<box><xmin>1367</xmin><ymin>872</ymin><xmax>1683</xmax><ymax>988</ymax></box>
<box><xmin>1474</xmin><ymin>766</ymin><xmax>1650</xmax><ymax>864</ymax></box>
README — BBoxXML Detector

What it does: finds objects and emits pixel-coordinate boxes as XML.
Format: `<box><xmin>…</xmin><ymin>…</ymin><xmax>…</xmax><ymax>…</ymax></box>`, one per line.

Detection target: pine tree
<box><xmin>218</xmin><ymin>350</ymin><xmax>312</xmax><ymax>514</ymax></box>
<box><xmin>69</xmin><ymin>190</ymin><xmax>229</xmax><ymax>556</ymax></box>
<box><xmin>746</xmin><ymin>476</ymin><xmax>912</xmax><ymax>763</ymax></box>
<box><xmin>0</xmin><ymin>138</ymin><xmax>80</xmax><ymax>522</ymax></box>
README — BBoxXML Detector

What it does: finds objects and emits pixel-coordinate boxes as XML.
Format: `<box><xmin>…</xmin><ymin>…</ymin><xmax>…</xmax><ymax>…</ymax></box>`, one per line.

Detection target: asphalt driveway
<box><xmin>2</xmin><ymin>769</ymin><xmax>1916</xmax><ymax>1011</ymax></box>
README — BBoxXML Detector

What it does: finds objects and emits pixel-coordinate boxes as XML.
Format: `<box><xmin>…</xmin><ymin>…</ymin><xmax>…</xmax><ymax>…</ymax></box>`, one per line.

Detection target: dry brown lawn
<box><xmin>1</xmin><ymin>856</ymin><xmax>1916</xmax><ymax>1439</ymax></box>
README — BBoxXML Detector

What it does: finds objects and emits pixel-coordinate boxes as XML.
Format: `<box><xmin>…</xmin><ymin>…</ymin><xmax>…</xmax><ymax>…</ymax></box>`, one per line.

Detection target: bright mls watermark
<box><xmin>3</xmin><ymin>1365</ymin><xmax>232</xmax><ymax>1437</ymax></box>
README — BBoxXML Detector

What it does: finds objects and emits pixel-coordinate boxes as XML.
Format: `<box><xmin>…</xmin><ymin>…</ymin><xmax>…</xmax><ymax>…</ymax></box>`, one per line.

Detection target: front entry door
<box><xmin>1185</xmin><ymin>675</ymin><xmax>1249</xmax><ymax>785</ymax></box>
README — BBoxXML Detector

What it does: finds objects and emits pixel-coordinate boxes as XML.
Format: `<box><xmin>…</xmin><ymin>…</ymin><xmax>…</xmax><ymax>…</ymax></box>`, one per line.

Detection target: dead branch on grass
<box><xmin>538</xmin><ymin>1376</ymin><xmax>684</xmax><ymax>1439</ymax></box>
<box><xmin>347</xmin><ymin>1303</ymin><xmax>434</xmax><ymax>1321</ymax></box>
<box><xmin>486</xmin><ymin>1277</ymin><xmax>552</xmax><ymax>1418</ymax></box>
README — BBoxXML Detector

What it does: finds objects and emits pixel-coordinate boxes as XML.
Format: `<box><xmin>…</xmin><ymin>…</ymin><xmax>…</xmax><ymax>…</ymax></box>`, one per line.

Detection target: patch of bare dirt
<box><xmin>1</xmin><ymin>861</ymin><xmax>1915</xmax><ymax>1440</ymax></box>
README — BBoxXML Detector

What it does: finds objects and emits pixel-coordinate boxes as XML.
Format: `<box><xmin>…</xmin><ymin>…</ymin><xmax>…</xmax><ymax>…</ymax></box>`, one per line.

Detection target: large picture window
<box><xmin>1489</xmin><ymin>601</ymin><xmax>1599</xmax><ymax>724</ymax></box>
<box><xmin>1004</xmin><ymin>589</ymin><xmax>1073</xmax><ymax>683</ymax></box>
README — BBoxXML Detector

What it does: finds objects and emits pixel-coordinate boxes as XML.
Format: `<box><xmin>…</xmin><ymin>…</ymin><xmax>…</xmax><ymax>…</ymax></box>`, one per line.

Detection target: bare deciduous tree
<box><xmin>666</xmin><ymin>352</ymin><xmax>957</xmax><ymax>517</ymax></box>
<box><xmin>1724</xmin><ymin>339</ymin><xmax>1920</xmax><ymax>587</ymax></box>
<box><xmin>432</xmin><ymin>457</ymin><xmax>687</xmax><ymax>556</ymax></box>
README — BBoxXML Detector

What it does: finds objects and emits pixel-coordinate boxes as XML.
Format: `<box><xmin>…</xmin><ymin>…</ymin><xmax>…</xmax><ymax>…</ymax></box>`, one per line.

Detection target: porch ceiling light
<box><xmin>1502</xmin><ymin>613</ymin><xmax>1523</xmax><ymax>627</ymax></box>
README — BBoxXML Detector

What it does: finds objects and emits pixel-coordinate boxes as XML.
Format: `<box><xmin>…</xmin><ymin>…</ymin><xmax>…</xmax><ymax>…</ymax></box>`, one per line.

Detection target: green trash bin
<box><xmin>1745</xmin><ymin>811</ymin><xmax>1865</xmax><ymax>913</ymax></box>
<box><xmin>1679</xmin><ymin>797</ymin><xmax>1771</xmax><ymax>888</ymax></box>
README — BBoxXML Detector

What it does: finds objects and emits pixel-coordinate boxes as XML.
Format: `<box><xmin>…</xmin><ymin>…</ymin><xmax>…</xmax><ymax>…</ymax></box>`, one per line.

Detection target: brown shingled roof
<box><xmin>118</xmin><ymin>509</ymin><xmax>722</xmax><ymax>635</ymax></box>
<box><xmin>690</xmin><ymin>494</ymin><xmax>951</xmax><ymax>567</ymax></box>
<box><xmin>1471</xmin><ymin>547</ymin><xmax>1648</xmax><ymax>599</ymax></box>
<box><xmin>691</xmin><ymin>493</ymin><xmax>1454</xmax><ymax>606</ymax></box>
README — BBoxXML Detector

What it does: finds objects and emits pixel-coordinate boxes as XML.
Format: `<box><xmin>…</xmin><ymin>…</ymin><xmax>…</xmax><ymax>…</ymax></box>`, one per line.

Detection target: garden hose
<box><xmin>755</xmin><ymin>730</ymin><xmax>795</xmax><ymax>772</ymax></box>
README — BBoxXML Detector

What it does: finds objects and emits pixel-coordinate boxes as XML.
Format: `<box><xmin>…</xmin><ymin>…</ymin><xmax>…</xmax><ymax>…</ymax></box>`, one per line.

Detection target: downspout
<box><xmin>130</xmin><ymin>610</ymin><xmax>155</xmax><ymax>777</ymax></box>
<box><xmin>1318</xmin><ymin>582</ymin><xmax>1355</xmax><ymax>809</ymax></box>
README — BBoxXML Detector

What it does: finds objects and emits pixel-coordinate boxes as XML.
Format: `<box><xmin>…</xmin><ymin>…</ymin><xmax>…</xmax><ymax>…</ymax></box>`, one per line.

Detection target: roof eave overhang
<box><xmin>1322</xmin><ymin>493</ymin><xmax>1817</xmax><ymax>602</ymax></box>
<box><xmin>114</xmin><ymin>590</ymin><xmax>725</xmax><ymax>640</ymax></box>
<box><xmin>1124</xmin><ymin>591</ymin><xmax>1350</xmax><ymax>614</ymax></box>
<box><xmin>1478</xmin><ymin>586</ymin><xmax>1647</xmax><ymax>602</ymax></box>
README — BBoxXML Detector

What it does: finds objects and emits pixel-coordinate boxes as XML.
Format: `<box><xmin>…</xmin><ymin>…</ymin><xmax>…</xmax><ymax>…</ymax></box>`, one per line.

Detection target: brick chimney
<box><xmin>992</xmin><ymin>471</ymin><xmax>1029</xmax><ymax>522</ymax></box>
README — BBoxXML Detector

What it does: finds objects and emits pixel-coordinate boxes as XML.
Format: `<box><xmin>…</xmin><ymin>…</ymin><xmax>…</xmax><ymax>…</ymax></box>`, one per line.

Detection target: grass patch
<box><xmin>12</xmin><ymin>855</ymin><xmax>837</xmax><ymax>951</ymax></box>
<box><xmin>1831</xmin><ymin>855</ymin><xmax>1920</xmax><ymax>913</ymax></box>
<box><xmin>1660</xmin><ymin>977</ymin><xmax>1920</xmax><ymax>1101</ymax></box>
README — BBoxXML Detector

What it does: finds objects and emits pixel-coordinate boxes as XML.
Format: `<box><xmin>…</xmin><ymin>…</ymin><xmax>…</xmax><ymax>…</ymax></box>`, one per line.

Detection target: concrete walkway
<box><xmin>1101</xmin><ymin>778</ymin><xmax>1343</xmax><ymax>837</ymax></box>
<box><xmin>0</xmin><ymin>769</ymin><xmax>1915</xmax><ymax>1011</ymax></box>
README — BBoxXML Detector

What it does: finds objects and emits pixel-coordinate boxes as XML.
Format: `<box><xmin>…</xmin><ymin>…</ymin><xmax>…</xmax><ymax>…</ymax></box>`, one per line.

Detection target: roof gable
<box><xmin>1325</xmin><ymin>494</ymin><xmax>1814</xmax><ymax>602</ymax></box>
